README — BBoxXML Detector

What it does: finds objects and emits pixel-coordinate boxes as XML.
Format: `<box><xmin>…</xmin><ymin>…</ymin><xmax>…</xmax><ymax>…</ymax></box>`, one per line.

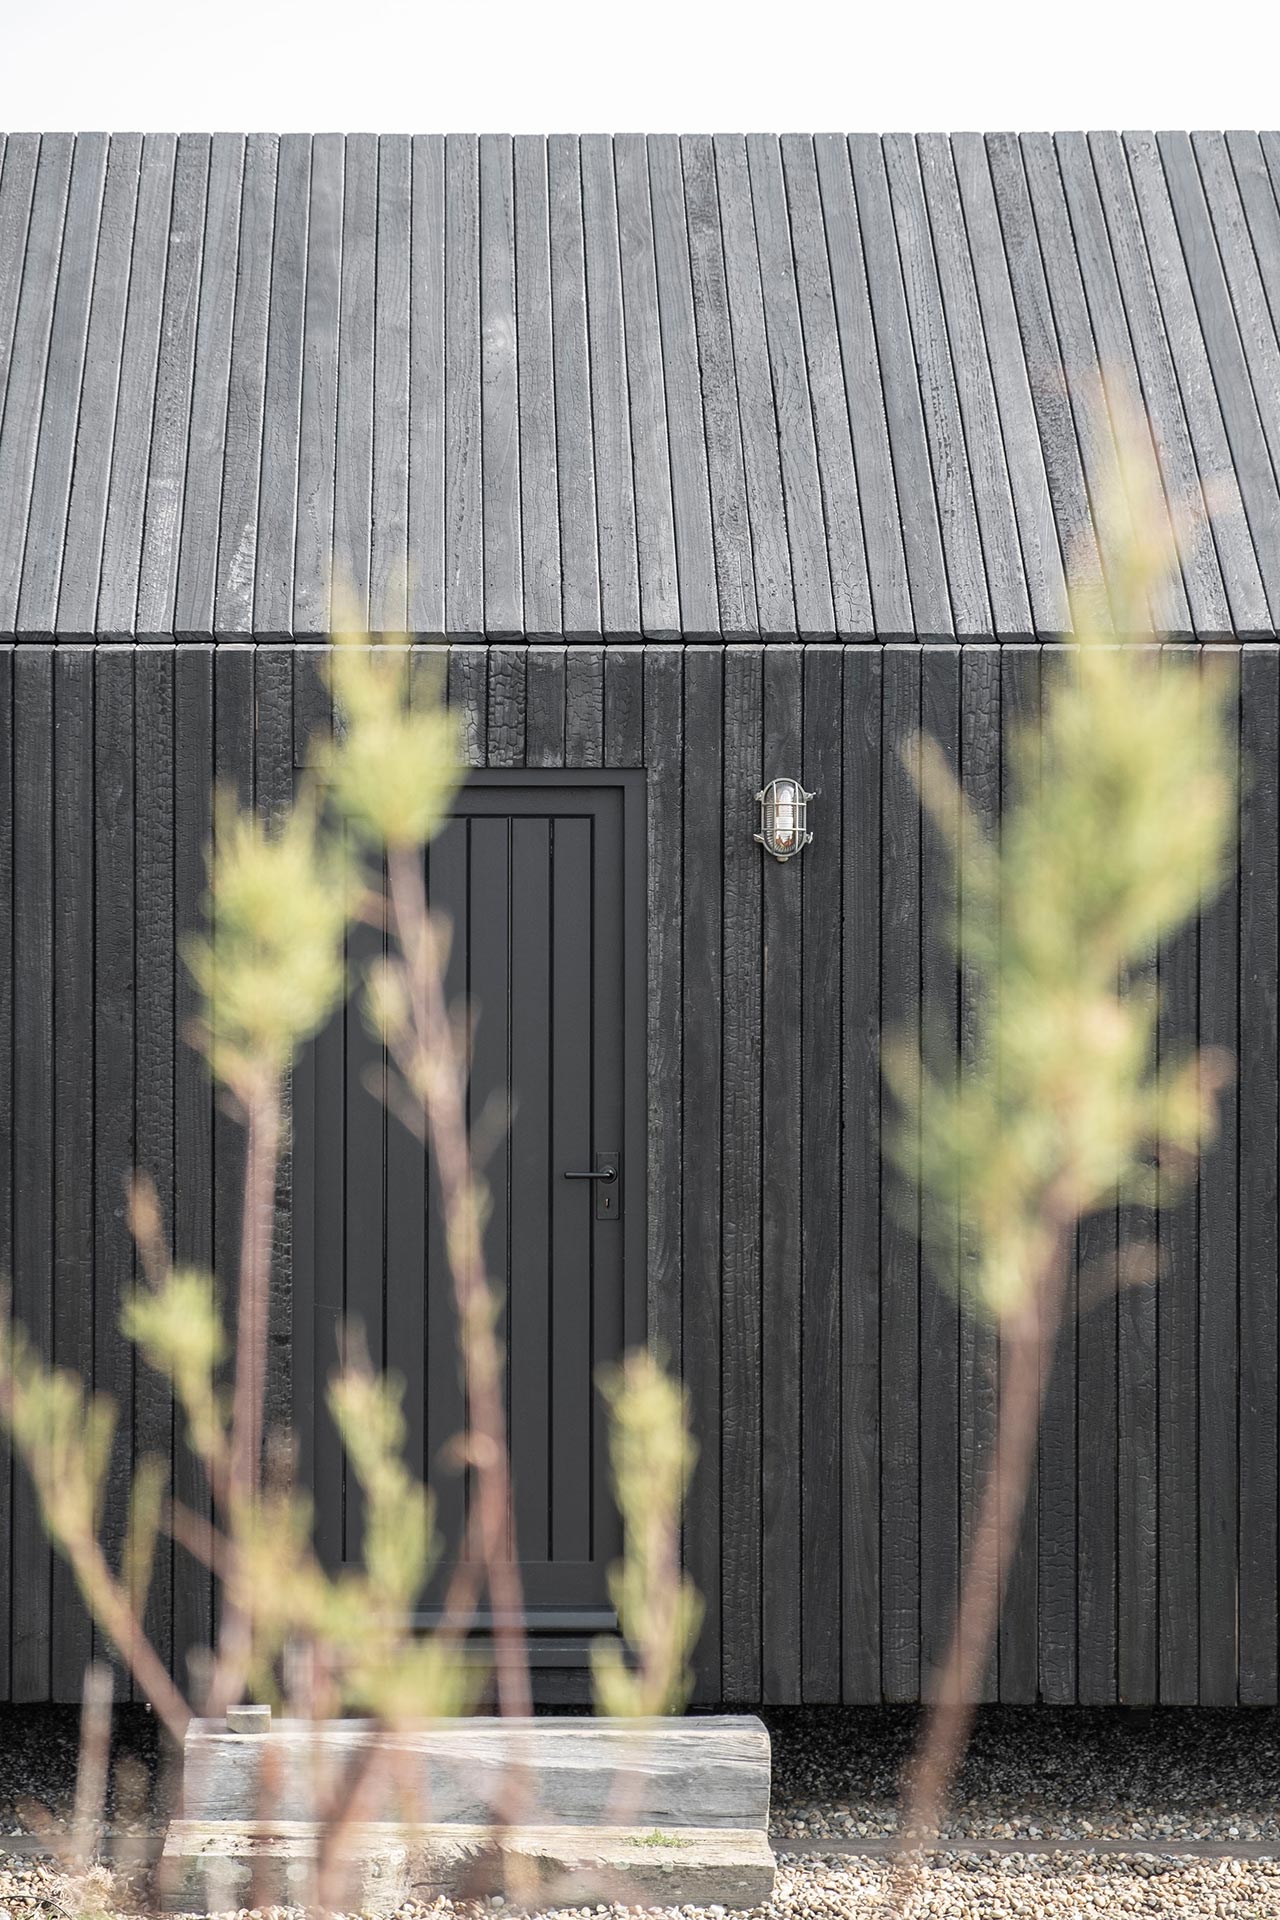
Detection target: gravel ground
<box><xmin>3</xmin><ymin>1851</ymin><xmax>1280</xmax><ymax>1919</ymax></box>
<box><xmin>3</xmin><ymin>1706</ymin><xmax>1280</xmax><ymax>1915</ymax></box>
<box><xmin>766</xmin><ymin>1706</ymin><xmax>1280</xmax><ymax>1845</ymax></box>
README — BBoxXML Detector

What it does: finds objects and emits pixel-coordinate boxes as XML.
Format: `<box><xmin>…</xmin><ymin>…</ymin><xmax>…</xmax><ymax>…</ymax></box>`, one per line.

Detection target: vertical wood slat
<box><xmin>509</xmin><ymin>816</ymin><xmax>553</xmax><ymax>1561</ymax></box>
<box><xmin>1195</xmin><ymin>642</ymin><xmax>1239</xmax><ymax>1703</ymax></box>
<box><xmin>136</xmin><ymin>135</ymin><xmax>211</xmax><ymax>644</ymax></box>
<box><xmin>999</xmin><ymin>644</ymin><xmax>1040</xmax><ymax>1702</ymax></box>
<box><xmin>958</xmin><ymin>646</ymin><xmax>1002</xmax><ymax>1703</ymax></box>
<box><xmin>335</xmin><ymin>133</ymin><xmax>378</xmax><ymax>630</ymax></box>
<box><xmin>848</xmin><ymin>136</ymin><xmax>953</xmax><ymax>642</ymax></box>
<box><xmin>172</xmin><ymin>133</ymin><xmax>243</xmax><ymax>644</ymax></box>
<box><xmin>0</xmin><ymin>647</ymin><xmax>11</xmax><ymax>1697</ymax></box>
<box><xmin>682</xmin><ymin>137</ymin><xmax>756</xmax><ymax>643</ymax></box>
<box><xmin>134</xmin><ymin>646</ymin><xmax>175</xmax><ymax>1676</ymax></box>
<box><xmin>809</xmin><ymin>136</ymin><xmax>912</xmax><ymax>641</ymax></box>
<box><xmin>409</xmin><ymin>136</ymin><xmax>446</xmax><ymax>640</ymax></box>
<box><xmin>801</xmin><ymin>645</ymin><xmax>842</xmax><ymax>1698</ymax></box>
<box><xmin>1036</xmin><ymin>645</ymin><xmax>1077</xmax><ymax>1705</ymax></box>
<box><xmin>54</xmin><ymin>135</ymin><xmax>141</xmax><ymax>642</ymax></box>
<box><xmin>761</xmin><ymin>646</ymin><xmax>802</xmax><ymax>1701</ymax></box>
<box><xmin>444</xmin><ymin>136</ymin><xmax>482</xmax><ymax>641</ymax></box>
<box><xmin>984</xmin><ymin>135</ymin><xmax>1104</xmax><ymax>632</ymax></box>
<box><xmin>581</xmin><ymin>136</ymin><xmax>640</xmax><ymax>642</ymax></box>
<box><xmin>647</xmin><ymin>136</ymin><xmax>718</xmax><ymax>642</ymax></box>
<box><xmin>879</xmin><ymin>645</ymin><xmax>921</xmax><ymax>1701</ymax></box>
<box><xmin>720</xmin><ymin>645</ymin><xmax>762</xmax><ymax>1700</ymax></box>
<box><xmin>918</xmin><ymin>646</ymin><xmax>961</xmax><ymax>1691</ymax></box>
<box><xmin>171</xmin><ymin>647</ymin><xmax>214</xmax><ymax>1680</ymax></box>
<box><xmin>11</xmin><ymin>647</ymin><xmax>54</xmax><ymax>1698</ymax></box>
<box><xmin>1238</xmin><ymin>645</ymin><xmax>1278</xmax><ymax>1700</ymax></box>
<box><xmin>549</xmin><ymin>816</ymin><xmax>593</xmax><ymax>1561</ymax></box>
<box><xmin>883</xmin><ymin>136</ymin><xmax>990</xmax><ymax>637</ymax></box>
<box><xmin>842</xmin><ymin>645</ymin><xmax>882</xmax><ymax>1700</ymax></box>
<box><xmin>91</xmin><ymin>652</ymin><xmax>137</xmax><ymax>1687</ymax></box>
<box><xmin>480</xmin><ymin>135</ymin><xmax>522</xmax><ymax>640</ymax></box>
<box><xmin>949</xmin><ymin>135</ymin><xmax>1069</xmax><ymax>639</ymax></box>
<box><xmin>514</xmin><ymin>137</ymin><xmax>562</xmax><ymax>643</ymax></box>
<box><xmin>1157</xmin><ymin>647</ymin><xmax>1202</xmax><ymax>1703</ymax></box>
<box><xmin>17</xmin><ymin>133</ymin><xmax>109</xmax><ymax>644</ymax></box>
<box><xmin>213</xmin><ymin>133</ymin><xmax>277</xmax><ymax>642</ymax></box>
<box><xmin>681</xmin><ymin>647</ymin><xmax>721</xmax><ymax>1699</ymax></box>
<box><xmin>614</xmin><ymin>135</ymin><xmax>679</xmax><ymax>642</ymax></box>
<box><xmin>916</xmin><ymin>136</ymin><xmax>1035</xmax><ymax>643</ymax></box>
<box><xmin>292</xmin><ymin>133</ymin><xmax>342</xmax><ymax>646</ymax></box>
<box><xmin>713</xmin><ymin>136</ymin><xmax>797</xmax><ymax>643</ymax></box>
<box><xmin>52</xmin><ymin>650</ymin><xmax>95</xmax><ymax>1697</ymax></box>
<box><xmin>254</xmin><ymin>133</ymin><xmax>310</xmax><ymax>642</ymax></box>
<box><xmin>547</xmin><ymin>137</ymin><xmax>601</xmax><ymax>644</ymax></box>
<box><xmin>370</xmin><ymin>134</ymin><xmax>411</xmax><ymax>638</ymax></box>
<box><xmin>0</xmin><ymin>135</ymin><xmax>75</xmax><ymax>640</ymax></box>
<box><xmin>769</xmin><ymin>139</ymin><xmax>873</xmax><ymax>644</ymax></box>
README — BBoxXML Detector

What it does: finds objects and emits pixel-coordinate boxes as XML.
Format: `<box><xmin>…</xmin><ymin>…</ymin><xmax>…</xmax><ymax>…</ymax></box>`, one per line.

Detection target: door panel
<box><xmin>299</xmin><ymin>774</ymin><xmax>644</xmax><ymax>1625</ymax></box>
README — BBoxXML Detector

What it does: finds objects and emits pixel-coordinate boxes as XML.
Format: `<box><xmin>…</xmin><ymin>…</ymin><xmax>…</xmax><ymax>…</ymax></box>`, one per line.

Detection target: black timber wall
<box><xmin>0</xmin><ymin>639</ymin><xmax>1277</xmax><ymax>1707</ymax></box>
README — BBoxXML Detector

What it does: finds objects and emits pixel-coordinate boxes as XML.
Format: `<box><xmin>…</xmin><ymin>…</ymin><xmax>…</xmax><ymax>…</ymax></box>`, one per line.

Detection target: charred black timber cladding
<box><xmin>0</xmin><ymin>134</ymin><xmax>1280</xmax><ymax>643</ymax></box>
<box><xmin>0</xmin><ymin>642</ymin><xmax>1275</xmax><ymax>1708</ymax></box>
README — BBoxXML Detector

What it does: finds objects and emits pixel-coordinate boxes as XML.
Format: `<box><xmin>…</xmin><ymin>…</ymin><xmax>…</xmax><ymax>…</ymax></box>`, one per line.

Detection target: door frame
<box><xmin>455</xmin><ymin>769</ymin><xmax>649</xmax><ymax>1371</ymax></box>
<box><xmin>291</xmin><ymin>766</ymin><xmax>649</xmax><ymax>1651</ymax></box>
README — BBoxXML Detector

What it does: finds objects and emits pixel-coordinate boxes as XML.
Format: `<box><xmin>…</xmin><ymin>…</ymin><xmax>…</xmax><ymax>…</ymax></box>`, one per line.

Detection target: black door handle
<box><xmin>564</xmin><ymin>1166</ymin><xmax>617</xmax><ymax>1181</ymax></box>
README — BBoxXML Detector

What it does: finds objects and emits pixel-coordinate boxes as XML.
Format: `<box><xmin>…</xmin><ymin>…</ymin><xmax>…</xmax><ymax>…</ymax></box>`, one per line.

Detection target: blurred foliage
<box><xmin>0</xmin><ymin>628</ymin><xmax>700</xmax><ymax>1796</ymax></box>
<box><xmin>887</xmin><ymin>473</ymin><xmax>1238</xmax><ymax>1320</ymax></box>
<box><xmin>316</xmin><ymin>627</ymin><xmax>462</xmax><ymax>852</ymax></box>
<box><xmin>183</xmin><ymin>790</ymin><xmax>352</xmax><ymax>1097</ymax></box>
<box><xmin>592</xmin><ymin>1351</ymin><xmax>703</xmax><ymax>1718</ymax></box>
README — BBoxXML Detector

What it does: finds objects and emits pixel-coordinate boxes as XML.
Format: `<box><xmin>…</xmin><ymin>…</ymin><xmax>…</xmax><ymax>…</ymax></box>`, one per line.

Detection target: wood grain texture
<box><xmin>172</xmin><ymin>134</ymin><xmax>243</xmax><ymax>643</ymax></box>
<box><xmin>292</xmin><ymin>132</ymin><xmax>342</xmax><ymax>642</ymax></box>
<box><xmin>480</xmin><ymin>135</ymin><xmax>522</xmax><ymax>639</ymax></box>
<box><xmin>753</xmin><ymin>136</ymin><xmax>855</xmax><ymax>641</ymax></box>
<box><xmin>213</xmin><ymin>134</ymin><xmax>277</xmax><ymax>640</ymax></box>
<box><xmin>883</xmin><ymin>136</ymin><xmax>990</xmax><ymax>637</ymax></box>
<box><xmin>335</xmin><ymin>133</ymin><xmax>378</xmax><ymax>630</ymax></box>
<box><xmin>254</xmin><ymin>134</ymin><xmax>309</xmax><ymax>641</ymax></box>
<box><xmin>682</xmin><ymin>137</ymin><xmax>756</xmax><ymax>642</ymax></box>
<box><xmin>0</xmin><ymin>637</ymin><xmax>1275</xmax><ymax>1704</ymax></box>
<box><xmin>0</xmin><ymin>135</ymin><xmax>75</xmax><ymax>638</ymax></box>
<box><xmin>514</xmin><ymin>136</ymin><xmax>562</xmax><ymax>641</ymax></box>
<box><xmin>57</xmin><ymin>135</ymin><xmax>142</xmax><ymax>645</ymax></box>
<box><xmin>614</xmin><ymin>136</ymin><xmax>679</xmax><ymax>641</ymax></box>
<box><xmin>985</xmin><ymin>134</ymin><xmax>1103</xmax><ymax>632</ymax></box>
<box><xmin>714</xmin><ymin>136</ymin><xmax>797</xmax><ymax>641</ymax></box>
<box><xmin>409</xmin><ymin>136</ymin><xmax>446</xmax><ymax>638</ymax></box>
<box><xmin>647</xmin><ymin>136</ymin><xmax>718</xmax><ymax>639</ymax></box>
<box><xmin>917</xmin><ymin>136</ymin><xmax>1034</xmax><ymax>641</ymax></box>
<box><xmin>136</xmin><ymin>134</ymin><xmax>210</xmax><ymax>642</ymax></box>
<box><xmin>848</xmin><ymin>136</ymin><xmax>952</xmax><ymax>640</ymax></box>
<box><xmin>1</xmin><ymin>132</ymin><xmax>1278</xmax><ymax>641</ymax></box>
<box><xmin>1116</xmin><ymin>131</ymin><xmax>1270</xmax><ymax>640</ymax></box>
<box><xmin>16</xmin><ymin>132</ymin><xmax>109</xmax><ymax>642</ymax></box>
<box><xmin>1158</xmin><ymin>133</ymin><xmax>1280</xmax><ymax>632</ymax></box>
<box><xmin>370</xmin><ymin>135</ymin><xmax>411</xmax><ymax>637</ymax></box>
<box><xmin>581</xmin><ymin>135</ymin><xmax>640</xmax><ymax>641</ymax></box>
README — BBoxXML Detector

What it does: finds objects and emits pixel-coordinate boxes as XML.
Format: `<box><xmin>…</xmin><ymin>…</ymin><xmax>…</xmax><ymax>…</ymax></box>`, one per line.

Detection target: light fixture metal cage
<box><xmin>754</xmin><ymin>776</ymin><xmax>814</xmax><ymax>861</ymax></box>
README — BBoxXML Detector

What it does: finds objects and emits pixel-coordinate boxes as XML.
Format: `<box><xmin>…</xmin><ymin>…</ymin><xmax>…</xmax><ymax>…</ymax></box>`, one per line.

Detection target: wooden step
<box><xmin>161</xmin><ymin>1818</ymin><xmax>776</xmax><ymax>1914</ymax></box>
<box><xmin>181</xmin><ymin>1714</ymin><xmax>771</xmax><ymax>1832</ymax></box>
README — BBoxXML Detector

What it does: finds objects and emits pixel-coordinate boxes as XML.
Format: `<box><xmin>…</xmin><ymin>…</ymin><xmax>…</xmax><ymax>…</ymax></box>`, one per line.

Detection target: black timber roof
<box><xmin>2</xmin><ymin>132</ymin><xmax>1280</xmax><ymax>644</ymax></box>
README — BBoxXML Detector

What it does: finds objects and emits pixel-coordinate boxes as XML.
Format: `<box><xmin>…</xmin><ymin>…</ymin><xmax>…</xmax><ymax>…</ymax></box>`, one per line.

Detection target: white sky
<box><xmin>0</xmin><ymin>0</ymin><xmax>1273</xmax><ymax>132</ymax></box>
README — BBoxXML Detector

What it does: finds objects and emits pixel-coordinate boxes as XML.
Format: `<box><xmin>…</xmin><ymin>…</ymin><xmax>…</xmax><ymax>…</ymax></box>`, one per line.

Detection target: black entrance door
<box><xmin>294</xmin><ymin>773</ymin><xmax>646</xmax><ymax>1628</ymax></box>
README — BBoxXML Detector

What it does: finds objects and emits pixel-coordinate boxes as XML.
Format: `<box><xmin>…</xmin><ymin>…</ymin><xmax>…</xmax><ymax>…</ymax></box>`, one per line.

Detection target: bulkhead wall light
<box><xmin>754</xmin><ymin>777</ymin><xmax>813</xmax><ymax>861</ymax></box>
